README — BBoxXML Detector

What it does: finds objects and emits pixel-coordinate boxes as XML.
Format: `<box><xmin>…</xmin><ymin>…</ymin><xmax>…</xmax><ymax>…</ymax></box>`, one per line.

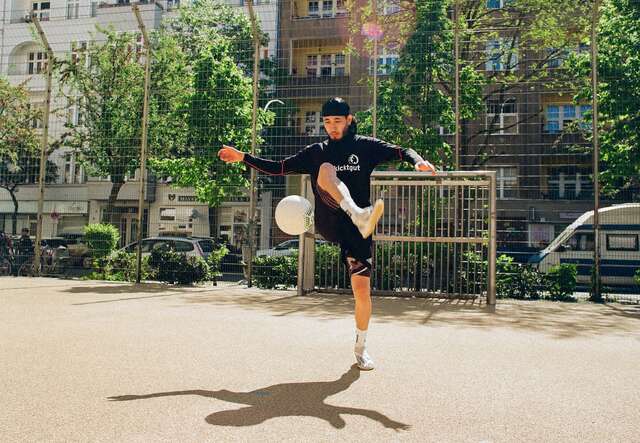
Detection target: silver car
<box><xmin>120</xmin><ymin>237</ymin><xmax>216</xmax><ymax>259</ymax></box>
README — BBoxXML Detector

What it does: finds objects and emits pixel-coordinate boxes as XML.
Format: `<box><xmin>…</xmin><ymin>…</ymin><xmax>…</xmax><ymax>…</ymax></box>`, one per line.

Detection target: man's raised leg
<box><xmin>317</xmin><ymin>162</ymin><xmax>384</xmax><ymax>238</ymax></box>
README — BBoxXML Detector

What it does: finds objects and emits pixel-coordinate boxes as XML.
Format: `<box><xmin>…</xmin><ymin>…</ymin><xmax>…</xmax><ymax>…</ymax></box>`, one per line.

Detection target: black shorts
<box><xmin>315</xmin><ymin>208</ymin><xmax>373</xmax><ymax>275</ymax></box>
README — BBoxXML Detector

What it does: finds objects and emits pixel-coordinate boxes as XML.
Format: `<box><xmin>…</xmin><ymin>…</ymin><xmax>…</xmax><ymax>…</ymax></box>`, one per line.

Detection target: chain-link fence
<box><xmin>1</xmin><ymin>0</ymin><xmax>638</xmax><ymax>302</ymax></box>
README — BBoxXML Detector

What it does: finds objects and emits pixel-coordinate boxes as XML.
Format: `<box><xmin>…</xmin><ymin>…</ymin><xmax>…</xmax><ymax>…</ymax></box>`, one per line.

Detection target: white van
<box><xmin>528</xmin><ymin>203</ymin><xmax>640</xmax><ymax>287</ymax></box>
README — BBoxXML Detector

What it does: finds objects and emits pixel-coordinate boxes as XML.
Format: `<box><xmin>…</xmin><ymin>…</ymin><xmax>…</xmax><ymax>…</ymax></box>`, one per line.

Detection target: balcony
<box><xmin>278</xmin><ymin>75</ymin><xmax>350</xmax><ymax>99</ymax></box>
<box><xmin>97</xmin><ymin>0</ymin><xmax>160</xmax><ymax>9</ymax></box>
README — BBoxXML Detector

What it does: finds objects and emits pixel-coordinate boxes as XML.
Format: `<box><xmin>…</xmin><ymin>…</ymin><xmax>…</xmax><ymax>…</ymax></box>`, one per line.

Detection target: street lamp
<box><xmin>264</xmin><ymin>99</ymin><xmax>284</xmax><ymax>112</ymax></box>
<box><xmin>247</xmin><ymin>98</ymin><xmax>285</xmax><ymax>286</ymax></box>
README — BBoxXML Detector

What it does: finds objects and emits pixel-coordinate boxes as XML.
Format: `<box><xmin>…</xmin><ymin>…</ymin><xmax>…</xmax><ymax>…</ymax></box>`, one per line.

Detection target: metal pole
<box><xmin>133</xmin><ymin>5</ymin><xmax>151</xmax><ymax>284</ymax></box>
<box><xmin>372</xmin><ymin>0</ymin><xmax>378</xmax><ymax>138</ymax></box>
<box><xmin>30</xmin><ymin>14</ymin><xmax>53</xmax><ymax>277</ymax></box>
<box><xmin>487</xmin><ymin>170</ymin><xmax>497</xmax><ymax>305</ymax></box>
<box><xmin>590</xmin><ymin>0</ymin><xmax>602</xmax><ymax>301</ymax></box>
<box><xmin>246</xmin><ymin>0</ymin><xmax>261</xmax><ymax>287</ymax></box>
<box><xmin>454</xmin><ymin>0</ymin><xmax>461</xmax><ymax>170</ymax></box>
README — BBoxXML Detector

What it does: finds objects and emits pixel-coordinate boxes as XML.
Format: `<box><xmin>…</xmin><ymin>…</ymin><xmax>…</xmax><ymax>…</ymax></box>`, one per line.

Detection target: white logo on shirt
<box><xmin>348</xmin><ymin>154</ymin><xmax>359</xmax><ymax>165</ymax></box>
<box><xmin>336</xmin><ymin>164</ymin><xmax>361</xmax><ymax>172</ymax></box>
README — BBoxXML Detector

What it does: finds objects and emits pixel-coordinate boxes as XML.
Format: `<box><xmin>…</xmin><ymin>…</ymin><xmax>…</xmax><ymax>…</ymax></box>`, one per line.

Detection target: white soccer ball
<box><xmin>275</xmin><ymin>195</ymin><xmax>314</xmax><ymax>235</ymax></box>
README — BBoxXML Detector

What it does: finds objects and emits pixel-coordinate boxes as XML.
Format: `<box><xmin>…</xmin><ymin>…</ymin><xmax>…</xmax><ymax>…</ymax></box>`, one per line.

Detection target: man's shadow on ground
<box><xmin>108</xmin><ymin>365</ymin><xmax>410</xmax><ymax>431</ymax></box>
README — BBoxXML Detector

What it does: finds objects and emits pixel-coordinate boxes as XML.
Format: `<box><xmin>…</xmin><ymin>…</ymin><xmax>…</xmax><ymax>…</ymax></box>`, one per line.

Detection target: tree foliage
<box><xmin>149</xmin><ymin>0</ymin><xmax>273</xmax><ymax>206</ymax></box>
<box><xmin>0</xmin><ymin>78</ymin><xmax>57</xmax><ymax>234</ymax></box>
<box><xmin>347</xmin><ymin>0</ymin><xmax>591</xmax><ymax>167</ymax></box>
<box><xmin>567</xmin><ymin>0</ymin><xmax>640</xmax><ymax>197</ymax></box>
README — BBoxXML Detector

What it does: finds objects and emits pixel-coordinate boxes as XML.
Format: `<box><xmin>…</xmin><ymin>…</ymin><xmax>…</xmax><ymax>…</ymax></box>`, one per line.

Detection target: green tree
<box><xmin>354</xmin><ymin>0</ymin><xmax>485</xmax><ymax>168</ymax></box>
<box><xmin>57</xmin><ymin>28</ymin><xmax>192</xmax><ymax>223</ymax></box>
<box><xmin>0</xmin><ymin>79</ymin><xmax>58</xmax><ymax>234</ymax></box>
<box><xmin>150</xmin><ymin>0</ymin><xmax>272</xmax><ymax>206</ymax></box>
<box><xmin>567</xmin><ymin>0</ymin><xmax>640</xmax><ymax>198</ymax></box>
<box><xmin>0</xmin><ymin>79</ymin><xmax>40</xmax><ymax>162</ymax></box>
<box><xmin>347</xmin><ymin>0</ymin><xmax>590</xmax><ymax>167</ymax></box>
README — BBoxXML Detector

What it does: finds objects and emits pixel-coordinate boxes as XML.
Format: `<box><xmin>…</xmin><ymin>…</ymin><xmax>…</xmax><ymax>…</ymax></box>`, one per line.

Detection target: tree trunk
<box><xmin>103</xmin><ymin>180</ymin><xmax>124</xmax><ymax>226</ymax></box>
<box><xmin>10</xmin><ymin>189</ymin><xmax>18</xmax><ymax>235</ymax></box>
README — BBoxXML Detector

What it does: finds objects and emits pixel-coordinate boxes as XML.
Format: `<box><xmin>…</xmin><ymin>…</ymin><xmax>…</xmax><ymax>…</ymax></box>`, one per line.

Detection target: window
<box><xmin>486</xmin><ymin>38</ymin><xmax>518</xmax><ymax>72</ymax></box>
<box><xmin>308</xmin><ymin>0</ymin><xmax>319</xmax><ymax>15</ymax></box>
<box><xmin>566</xmin><ymin>232</ymin><xmax>594</xmax><ymax>251</ymax></box>
<box><xmin>198</xmin><ymin>240</ymin><xmax>215</xmax><ymax>253</ymax></box>
<box><xmin>334</xmin><ymin>53</ymin><xmax>346</xmax><ymax>76</ymax></box>
<box><xmin>320</xmin><ymin>54</ymin><xmax>332</xmax><ymax>76</ymax></box>
<box><xmin>494</xmin><ymin>167</ymin><xmax>518</xmax><ymax>199</ymax></box>
<box><xmin>125</xmin><ymin>33</ymin><xmax>144</xmax><ymax>58</ymax></box>
<box><xmin>91</xmin><ymin>1</ymin><xmax>98</xmax><ymax>16</ymax></box>
<box><xmin>67</xmin><ymin>0</ymin><xmax>79</xmax><ymax>19</ymax></box>
<box><xmin>306</xmin><ymin>55</ymin><xmax>318</xmax><ymax>76</ymax></box>
<box><xmin>67</xmin><ymin>97</ymin><xmax>84</xmax><ymax>127</ymax></box>
<box><xmin>306</xmin><ymin>53</ymin><xmax>346</xmax><ymax>77</ymax></box>
<box><xmin>27</xmin><ymin>51</ymin><xmax>48</xmax><ymax>75</ymax></box>
<box><xmin>160</xmin><ymin>208</ymin><xmax>177</xmax><ymax>221</ymax></box>
<box><xmin>486</xmin><ymin>98</ymin><xmax>518</xmax><ymax>134</ymax></box>
<box><xmin>71</xmin><ymin>41</ymin><xmax>88</xmax><ymax>66</ymax></box>
<box><xmin>606</xmin><ymin>234</ymin><xmax>638</xmax><ymax>252</ymax></box>
<box><xmin>32</xmin><ymin>1</ymin><xmax>50</xmax><ymax>21</ymax></box>
<box><xmin>308</xmin><ymin>0</ymin><xmax>345</xmax><ymax>17</ymax></box>
<box><xmin>369</xmin><ymin>46</ymin><xmax>399</xmax><ymax>75</ymax></box>
<box><xmin>166</xmin><ymin>0</ymin><xmax>180</xmax><ymax>7</ymax></box>
<box><xmin>322</xmin><ymin>0</ymin><xmax>333</xmax><ymax>17</ymax></box>
<box><xmin>150</xmin><ymin>240</ymin><xmax>173</xmax><ymax>253</ymax></box>
<box><xmin>30</xmin><ymin>102</ymin><xmax>44</xmax><ymax>129</ymax></box>
<box><xmin>548</xmin><ymin>168</ymin><xmax>593</xmax><ymax>199</ymax></box>
<box><xmin>544</xmin><ymin>104</ymin><xmax>592</xmax><ymax>133</ymax></box>
<box><xmin>63</xmin><ymin>153</ymin><xmax>84</xmax><ymax>184</ymax></box>
<box><xmin>174</xmin><ymin>241</ymin><xmax>194</xmax><ymax>252</ymax></box>
<box><xmin>304</xmin><ymin>111</ymin><xmax>322</xmax><ymax>135</ymax></box>
<box><xmin>487</xmin><ymin>0</ymin><xmax>513</xmax><ymax>8</ymax></box>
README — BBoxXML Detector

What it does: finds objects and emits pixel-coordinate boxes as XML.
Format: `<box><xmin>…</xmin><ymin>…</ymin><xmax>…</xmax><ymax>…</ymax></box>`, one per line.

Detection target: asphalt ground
<box><xmin>1</xmin><ymin>278</ymin><xmax>639</xmax><ymax>442</ymax></box>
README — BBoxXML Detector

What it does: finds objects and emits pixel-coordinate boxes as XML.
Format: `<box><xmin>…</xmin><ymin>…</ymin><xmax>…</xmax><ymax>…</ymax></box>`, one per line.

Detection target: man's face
<box><xmin>323</xmin><ymin>115</ymin><xmax>353</xmax><ymax>141</ymax></box>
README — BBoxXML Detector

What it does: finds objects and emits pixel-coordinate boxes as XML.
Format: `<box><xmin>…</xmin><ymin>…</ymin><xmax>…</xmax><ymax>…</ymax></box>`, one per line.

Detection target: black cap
<box><xmin>321</xmin><ymin>97</ymin><xmax>350</xmax><ymax>117</ymax></box>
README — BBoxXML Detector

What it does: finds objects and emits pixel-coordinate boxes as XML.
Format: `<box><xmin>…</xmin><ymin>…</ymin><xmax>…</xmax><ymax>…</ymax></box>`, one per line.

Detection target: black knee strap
<box><xmin>347</xmin><ymin>257</ymin><xmax>371</xmax><ymax>277</ymax></box>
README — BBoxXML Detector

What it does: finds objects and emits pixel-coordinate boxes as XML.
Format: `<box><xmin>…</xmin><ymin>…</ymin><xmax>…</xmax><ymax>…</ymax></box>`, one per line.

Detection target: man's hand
<box><xmin>415</xmin><ymin>160</ymin><xmax>437</xmax><ymax>175</ymax></box>
<box><xmin>218</xmin><ymin>145</ymin><xmax>245</xmax><ymax>163</ymax></box>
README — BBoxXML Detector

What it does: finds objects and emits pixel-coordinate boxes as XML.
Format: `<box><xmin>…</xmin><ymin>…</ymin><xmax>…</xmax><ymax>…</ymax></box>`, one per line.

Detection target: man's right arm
<box><xmin>218</xmin><ymin>145</ymin><xmax>312</xmax><ymax>175</ymax></box>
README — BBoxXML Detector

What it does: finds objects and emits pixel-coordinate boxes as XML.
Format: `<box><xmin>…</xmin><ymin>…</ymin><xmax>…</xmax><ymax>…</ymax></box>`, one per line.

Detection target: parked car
<box><xmin>118</xmin><ymin>236</ymin><xmax>215</xmax><ymax>260</ymax></box>
<box><xmin>257</xmin><ymin>239</ymin><xmax>327</xmax><ymax>257</ymax></box>
<box><xmin>529</xmin><ymin>203</ymin><xmax>640</xmax><ymax>287</ymax></box>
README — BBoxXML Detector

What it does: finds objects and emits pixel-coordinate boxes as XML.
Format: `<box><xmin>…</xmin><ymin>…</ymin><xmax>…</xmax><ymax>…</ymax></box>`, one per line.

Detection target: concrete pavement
<box><xmin>1</xmin><ymin>278</ymin><xmax>639</xmax><ymax>442</ymax></box>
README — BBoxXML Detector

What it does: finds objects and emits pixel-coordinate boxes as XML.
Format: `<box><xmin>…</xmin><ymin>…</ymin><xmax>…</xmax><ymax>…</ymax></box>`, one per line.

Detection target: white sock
<box><xmin>338</xmin><ymin>182</ymin><xmax>363</xmax><ymax>217</ymax></box>
<box><xmin>355</xmin><ymin>328</ymin><xmax>367</xmax><ymax>354</ymax></box>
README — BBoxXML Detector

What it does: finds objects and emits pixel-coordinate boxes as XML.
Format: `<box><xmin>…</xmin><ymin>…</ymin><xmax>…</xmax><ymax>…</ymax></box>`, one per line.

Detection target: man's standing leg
<box><xmin>348</xmin><ymin>257</ymin><xmax>375</xmax><ymax>370</ymax></box>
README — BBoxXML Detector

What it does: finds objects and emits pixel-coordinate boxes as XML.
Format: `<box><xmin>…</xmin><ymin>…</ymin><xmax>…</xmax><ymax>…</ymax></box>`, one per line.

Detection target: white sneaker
<box><xmin>351</xmin><ymin>199</ymin><xmax>384</xmax><ymax>239</ymax></box>
<box><xmin>355</xmin><ymin>348</ymin><xmax>375</xmax><ymax>371</ymax></box>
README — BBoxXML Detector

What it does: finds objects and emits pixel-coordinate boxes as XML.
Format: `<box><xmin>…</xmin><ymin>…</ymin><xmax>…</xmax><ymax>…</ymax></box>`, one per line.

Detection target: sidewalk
<box><xmin>1</xmin><ymin>278</ymin><xmax>639</xmax><ymax>442</ymax></box>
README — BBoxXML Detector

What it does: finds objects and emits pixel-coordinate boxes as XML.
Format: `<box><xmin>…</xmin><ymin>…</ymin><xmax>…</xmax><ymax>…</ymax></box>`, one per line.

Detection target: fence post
<box><xmin>29</xmin><ymin>14</ymin><xmax>53</xmax><ymax>277</ymax></box>
<box><xmin>372</xmin><ymin>0</ymin><xmax>378</xmax><ymax>138</ymax></box>
<box><xmin>590</xmin><ymin>0</ymin><xmax>602</xmax><ymax>302</ymax></box>
<box><xmin>246</xmin><ymin>0</ymin><xmax>261</xmax><ymax>288</ymax></box>
<box><xmin>132</xmin><ymin>5</ymin><xmax>151</xmax><ymax>284</ymax></box>
<box><xmin>487</xmin><ymin>170</ymin><xmax>497</xmax><ymax>305</ymax></box>
<box><xmin>297</xmin><ymin>176</ymin><xmax>315</xmax><ymax>295</ymax></box>
<box><xmin>453</xmin><ymin>0</ymin><xmax>461</xmax><ymax>170</ymax></box>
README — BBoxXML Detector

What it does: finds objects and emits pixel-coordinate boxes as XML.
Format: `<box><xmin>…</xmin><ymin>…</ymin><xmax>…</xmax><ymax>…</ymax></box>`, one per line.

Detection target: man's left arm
<box><xmin>370</xmin><ymin>139</ymin><xmax>437</xmax><ymax>175</ymax></box>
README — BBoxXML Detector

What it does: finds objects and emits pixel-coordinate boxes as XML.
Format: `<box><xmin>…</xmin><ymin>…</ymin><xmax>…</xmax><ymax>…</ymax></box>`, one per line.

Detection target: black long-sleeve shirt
<box><xmin>243</xmin><ymin>133</ymin><xmax>423</xmax><ymax>216</ymax></box>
